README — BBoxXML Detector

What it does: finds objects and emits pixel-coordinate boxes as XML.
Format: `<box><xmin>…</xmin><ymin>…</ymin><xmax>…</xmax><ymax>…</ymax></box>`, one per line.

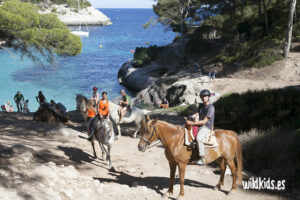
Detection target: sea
<box><xmin>0</xmin><ymin>9</ymin><xmax>175</xmax><ymax>111</ymax></box>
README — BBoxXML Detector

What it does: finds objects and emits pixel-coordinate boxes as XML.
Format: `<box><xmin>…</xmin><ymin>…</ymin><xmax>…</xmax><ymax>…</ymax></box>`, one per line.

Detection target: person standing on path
<box><xmin>208</xmin><ymin>71</ymin><xmax>212</xmax><ymax>83</ymax></box>
<box><xmin>212</xmin><ymin>71</ymin><xmax>216</xmax><ymax>82</ymax></box>
<box><xmin>36</xmin><ymin>91</ymin><xmax>47</xmax><ymax>104</ymax></box>
<box><xmin>14</xmin><ymin>91</ymin><xmax>24</xmax><ymax>112</ymax></box>
<box><xmin>23</xmin><ymin>99</ymin><xmax>30</xmax><ymax>113</ymax></box>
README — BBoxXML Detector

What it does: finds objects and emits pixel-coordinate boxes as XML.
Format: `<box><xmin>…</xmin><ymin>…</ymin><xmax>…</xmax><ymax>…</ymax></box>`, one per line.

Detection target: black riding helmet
<box><xmin>200</xmin><ymin>89</ymin><xmax>211</xmax><ymax>97</ymax></box>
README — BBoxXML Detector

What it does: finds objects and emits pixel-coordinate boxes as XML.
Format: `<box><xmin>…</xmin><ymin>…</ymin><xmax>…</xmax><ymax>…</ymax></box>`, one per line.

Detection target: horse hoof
<box><xmin>162</xmin><ymin>192</ymin><xmax>170</xmax><ymax>198</ymax></box>
<box><xmin>176</xmin><ymin>195</ymin><xmax>184</xmax><ymax>200</ymax></box>
<box><xmin>227</xmin><ymin>189</ymin><xmax>236</xmax><ymax>196</ymax></box>
<box><xmin>109</xmin><ymin>166</ymin><xmax>116</xmax><ymax>172</ymax></box>
<box><xmin>213</xmin><ymin>186</ymin><xmax>220</xmax><ymax>191</ymax></box>
<box><xmin>93</xmin><ymin>155</ymin><xmax>97</xmax><ymax>159</ymax></box>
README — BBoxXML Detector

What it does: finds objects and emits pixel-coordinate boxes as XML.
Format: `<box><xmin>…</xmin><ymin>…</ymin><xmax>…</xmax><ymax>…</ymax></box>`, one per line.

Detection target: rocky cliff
<box><xmin>40</xmin><ymin>5</ymin><xmax>112</xmax><ymax>26</ymax></box>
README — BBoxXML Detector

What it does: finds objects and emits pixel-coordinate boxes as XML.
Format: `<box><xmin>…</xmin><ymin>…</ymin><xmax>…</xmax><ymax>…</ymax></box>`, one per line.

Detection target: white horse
<box><xmin>76</xmin><ymin>94</ymin><xmax>145</xmax><ymax>138</ymax></box>
<box><xmin>88</xmin><ymin>117</ymin><xmax>114</xmax><ymax>167</ymax></box>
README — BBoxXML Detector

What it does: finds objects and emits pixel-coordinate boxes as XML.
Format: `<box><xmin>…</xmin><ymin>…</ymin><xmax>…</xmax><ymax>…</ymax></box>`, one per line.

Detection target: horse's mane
<box><xmin>157</xmin><ymin>120</ymin><xmax>183</xmax><ymax>131</ymax></box>
<box><xmin>76</xmin><ymin>94</ymin><xmax>89</xmax><ymax>102</ymax></box>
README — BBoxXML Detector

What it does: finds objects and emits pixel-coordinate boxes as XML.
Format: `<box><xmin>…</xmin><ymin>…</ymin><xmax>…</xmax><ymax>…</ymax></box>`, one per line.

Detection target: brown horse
<box><xmin>138</xmin><ymin>115</ymin><xmax>242</xmax><ymax>200</ymax></box>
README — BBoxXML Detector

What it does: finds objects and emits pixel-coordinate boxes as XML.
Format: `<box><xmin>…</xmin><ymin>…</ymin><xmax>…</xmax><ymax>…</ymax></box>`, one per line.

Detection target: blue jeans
<box><xmin>196</xmin><ymin>126</ymin><xmax>211</xmax><ymax>157</ymax></box>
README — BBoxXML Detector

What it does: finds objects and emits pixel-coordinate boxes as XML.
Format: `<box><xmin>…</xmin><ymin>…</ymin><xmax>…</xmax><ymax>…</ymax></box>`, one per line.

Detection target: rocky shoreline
<box><xmin>40</xmin><ymin>5</ymin><xmax>112</xmax><ymax>26</ymax></box>
<box><xmin>118</xmin><ymin>40</ymin><xmax>300</xmax><ymax>107</ymax></box>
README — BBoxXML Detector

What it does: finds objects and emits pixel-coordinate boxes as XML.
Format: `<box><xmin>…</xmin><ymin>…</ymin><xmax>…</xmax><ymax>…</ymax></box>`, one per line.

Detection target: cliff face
<box><xmin>40</xmin><ymin>5</ymin><xmax>112</xmax><ymax>26</ymax></box>
<box><xmin>117</xmin><ymin>40</ymin><xmax>205</xmax><ymax>106</ymax></box>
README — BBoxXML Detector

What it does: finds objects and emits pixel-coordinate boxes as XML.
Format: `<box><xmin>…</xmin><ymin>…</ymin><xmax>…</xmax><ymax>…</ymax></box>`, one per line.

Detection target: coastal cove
<box><xmin>0</xmin><ymin>9</ymin><xmax>175</xmax><ymax>112</ymax></box>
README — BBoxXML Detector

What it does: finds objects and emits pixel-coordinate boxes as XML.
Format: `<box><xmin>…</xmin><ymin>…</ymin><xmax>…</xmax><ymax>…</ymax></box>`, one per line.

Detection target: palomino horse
<box><xmin>76</xmin><ymin>94</ymin><xmax>144</xmax><ymax>138</ymax></box>
<box><xmin>138</xmin><ymin>116</ymin><xmax>242</xmax><ymax>200</ymax></box>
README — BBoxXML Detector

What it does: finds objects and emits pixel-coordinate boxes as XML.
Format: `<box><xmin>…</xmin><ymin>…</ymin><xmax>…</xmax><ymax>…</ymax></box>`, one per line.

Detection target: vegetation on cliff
<box><xmin>0</xmin><ymin>0</ymin><xmax>82</xmax><ymax>63</ymax></box>
<box><xmin>138</xmin><ymin>0</ymin><xmax>300</xmax><ymax>69</ymax></box>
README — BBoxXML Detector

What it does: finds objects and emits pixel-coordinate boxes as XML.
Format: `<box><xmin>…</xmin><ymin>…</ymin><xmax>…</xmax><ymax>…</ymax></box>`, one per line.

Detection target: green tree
<box><xmin>0</xmin><ymin>0</ymin><xmax>82</xmax><ymax>63</ymax></box>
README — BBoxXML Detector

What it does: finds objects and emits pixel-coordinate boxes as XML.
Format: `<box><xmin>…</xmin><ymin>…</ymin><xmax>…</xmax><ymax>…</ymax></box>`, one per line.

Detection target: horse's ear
<box><xmin>141</xmin><ymin>116</ymin><xmax>146</xmax><ymax>126</ymax></box>
<box><xmin>152</xmin><ymin>117</ymin><xmax>158</xmax><ymax>124</ymax></box>
<box><xmin>147</xmin><ymin>114</ymin><xmax>150</xmax><ymax>121</ymax></box>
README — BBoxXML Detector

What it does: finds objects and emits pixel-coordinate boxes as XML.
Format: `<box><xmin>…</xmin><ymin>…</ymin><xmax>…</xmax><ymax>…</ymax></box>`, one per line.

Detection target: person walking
<box><xmin>14</xmin><ymin>91</ymin><xmax>24</xmax><ymax>112</ymax></box>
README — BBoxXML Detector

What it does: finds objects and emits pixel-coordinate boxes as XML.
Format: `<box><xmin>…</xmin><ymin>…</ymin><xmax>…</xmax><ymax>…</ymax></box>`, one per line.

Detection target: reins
<box><xmin>139</xmin><ymin>123</ymin><xmax>182</xmax><ymax>149</ymax></box>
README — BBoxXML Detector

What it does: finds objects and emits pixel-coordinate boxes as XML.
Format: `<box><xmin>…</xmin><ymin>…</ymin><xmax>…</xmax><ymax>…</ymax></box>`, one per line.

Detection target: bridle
<box><xmin>77</xmin><ymin>95</ymin><xmax>87</xmax><ymax>111</ymax></box>
<box><xmin>139</xmin><ymin>122</ymin><xmax>184</xmax><ymax>149</ymax></box>
<box><xmin>139</xmin><ymin>124</ymin><xmax>158</xmax><ymax>146</ymax></box>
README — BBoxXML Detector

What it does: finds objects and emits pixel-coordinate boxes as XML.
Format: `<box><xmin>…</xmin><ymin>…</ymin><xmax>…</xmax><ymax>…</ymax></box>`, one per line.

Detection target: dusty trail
<box><xmin>0</xmin><ymin>112</ymin><xmax>290</xmax><ymax>200</ymax></box>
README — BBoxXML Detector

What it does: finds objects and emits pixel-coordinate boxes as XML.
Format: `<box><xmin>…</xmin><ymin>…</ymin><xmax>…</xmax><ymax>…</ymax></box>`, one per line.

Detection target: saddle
<box><xmin>184</xmin><ymin>126</ymin><xmax>218</xmax><ymax>148</ymax></box>
<box><xmin>123</xmin><ymin>107</ymin><xmax>132</xmax><ymax>118</ymax></box>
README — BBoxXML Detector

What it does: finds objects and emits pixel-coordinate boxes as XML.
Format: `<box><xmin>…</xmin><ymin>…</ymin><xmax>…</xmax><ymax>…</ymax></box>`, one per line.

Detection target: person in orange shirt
<box><xmin>98</xmin><ymin>91</ymin><xmax>110</xmax><ymax>119</ymax></box>
<box><xmin>87</xmin><ymin>101</ymin><xmax>96</xmax><ymax>122</ymax></box>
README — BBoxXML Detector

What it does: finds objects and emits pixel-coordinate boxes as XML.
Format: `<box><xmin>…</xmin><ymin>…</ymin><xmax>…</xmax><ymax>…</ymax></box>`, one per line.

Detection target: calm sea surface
<box><xmin>0</xmin><ymin>9</ymin><xmax>175</xmax><ymax>111</ymax></box>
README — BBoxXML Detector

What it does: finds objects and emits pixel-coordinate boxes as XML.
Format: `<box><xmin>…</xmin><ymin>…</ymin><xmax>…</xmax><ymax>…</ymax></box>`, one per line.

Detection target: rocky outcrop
<box><xmin>118</xmin><ymin>39</ymin><xmax>224</xmax><ymax>106</ymax></box>
<box><xmin>118</xmin><ymin>41</ymin><xmax>185</xmax><ymax>92</ymax></box>
<box><xmin>138</xmin><ymin>75</ymin><xmax>209</xmax><ymax>106</ymax></box>
<box><xmin>118</xmin><ymin>61</ymin><xmax>163</xmax><ymax>91</ymax></box>
<box><xmin>40</xmin><ymin>5</ymin><xmax>112</xmax><ymax>26</ymax></box>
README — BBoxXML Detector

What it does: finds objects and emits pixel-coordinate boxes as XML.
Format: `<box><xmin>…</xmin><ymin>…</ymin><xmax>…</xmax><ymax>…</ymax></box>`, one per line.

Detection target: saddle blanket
<box><xmin>184</xmin><ymin>128</ymin><xmax>219</xmax><ymax>148</ymax></box>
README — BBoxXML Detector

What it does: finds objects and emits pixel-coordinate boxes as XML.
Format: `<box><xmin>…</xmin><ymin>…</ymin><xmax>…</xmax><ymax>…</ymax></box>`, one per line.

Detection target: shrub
<box><xmin>132</xmin><ymin>45</ymin><xmax>162</xmax><ymax>68</ymax></box>
<box><xmin>51</xmin><ymin>7</ymin><xmax>57</xmax><ymax>13</ymax></box>
<box><xmin>214</xmin><ymin>88</ymin><xmax>300</xmax><ymax>132</ymax></box>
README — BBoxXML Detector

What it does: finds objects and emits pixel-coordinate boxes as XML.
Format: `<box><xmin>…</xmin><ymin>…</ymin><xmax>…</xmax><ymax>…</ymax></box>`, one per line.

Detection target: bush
<box><xmin>51</xmin><ymin>7</ymin><xmax>57</xmax><ymax>13</ymax></box>
<box><xmin>132</xmin><ymin>45</ymin><xmax>162</xmax><ymax>68</ymax></box>
<box><xmin>214</xmin><ymin>87</ymin><xmax>300</xmax><ymax>132</ymax></box>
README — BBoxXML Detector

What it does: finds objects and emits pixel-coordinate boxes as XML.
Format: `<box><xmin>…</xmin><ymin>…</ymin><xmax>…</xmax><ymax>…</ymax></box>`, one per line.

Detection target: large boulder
<box><xmin>33</xmin><ymin>103</ymin><xmax>69</xmax><ymax>124</ymax></box>
<box><xmin>138</xmin><ymin>76</ymin><xmax>206</xmax><ymax>107</ymax></box>
<box><xmin>118</xmin><ymin>41</ymin><xmax>184</xmax><ymax>91</ymax></box>
<box><xmin>118</xmin><ymin>61</ymin><xmax>159</xmax><ymax>91</ymax></box>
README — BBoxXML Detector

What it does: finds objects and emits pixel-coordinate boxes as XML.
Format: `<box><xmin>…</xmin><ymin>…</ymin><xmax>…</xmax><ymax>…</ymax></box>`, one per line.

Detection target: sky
<box><xmin>89</xmin><ymin>0</ymin><xmax>155</xmax><ymax>8</ymax></box>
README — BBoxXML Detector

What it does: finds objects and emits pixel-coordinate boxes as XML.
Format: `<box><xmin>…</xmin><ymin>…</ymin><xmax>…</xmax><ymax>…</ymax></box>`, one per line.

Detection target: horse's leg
<box><xmin>94</xmin><ymin>130</ymin><xmax>105</xmax><ymax>160</ymax></box>
<box><xmin>106</xmin><ymin>145</ymin><xmax>112</xmax><ymax>167</ymax></box>
<box><xmin>117</xmin><ymin>124</ymin><xmax>121</xmax><ymax>138</ymax></box>
<box><xmin>227</xmin><ymin>159</ymin><xmax>237</xmax><ymax>194</ymax></box>
<box><xmin>132</xmin><ymin>122</ymin><xmax>140</xmax><ymax>138</ymax></box>
<box><xmin>91</xmin><ymin>136</ymin><xmax>97</xmax><ymax>159</ymax></box>
<box><xmin>176</xmin><ymin>162</ymin><xmax>187</xmax><ymax>200</ymax></box>
<box><xmin>214</xmin><ymin>157</ymin><xmax>226</xmax><ymax>191</ymax></box>
<box><xmin>99</xmin><ymin>142</ymin><xmax>106</xmax><ymax>160</ymax></box>
<box><xmin>162</xmin><ymin>162</ymin><xmax>176</xmax><ymax>198</ymax></box>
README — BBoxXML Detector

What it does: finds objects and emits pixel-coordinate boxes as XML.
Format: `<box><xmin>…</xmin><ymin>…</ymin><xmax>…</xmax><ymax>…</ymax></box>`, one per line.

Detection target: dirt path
<box><xmin>0</xmin><ymin>112</ymin><xmax>291</xmax><ymax>200</ymax></box>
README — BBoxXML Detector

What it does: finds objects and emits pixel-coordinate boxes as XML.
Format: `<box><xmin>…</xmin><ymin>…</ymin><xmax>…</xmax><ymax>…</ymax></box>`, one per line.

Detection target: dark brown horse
<box><xmin>138</xmin><ymin>115</ymin><xmax>242</xmax><ymax>200</ymax></box>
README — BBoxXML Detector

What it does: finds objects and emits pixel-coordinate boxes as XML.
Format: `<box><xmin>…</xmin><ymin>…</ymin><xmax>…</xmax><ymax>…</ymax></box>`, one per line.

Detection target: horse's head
<box><xmin>76</xmin><ymin>94</ymin><xmax>87</xmax><ymax>112</ymax></box>
<box><xmin>138</xmin><ymin>115</ymin><xmax>158</xmax><ymax>152</ymax></box>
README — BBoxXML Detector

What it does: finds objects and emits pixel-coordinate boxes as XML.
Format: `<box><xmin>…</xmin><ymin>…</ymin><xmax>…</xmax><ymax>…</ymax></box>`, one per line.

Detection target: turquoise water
<box><xmin>0</xmin><ymin>9</ymin><xmax>175</xmax><ymax>111</ymax></box>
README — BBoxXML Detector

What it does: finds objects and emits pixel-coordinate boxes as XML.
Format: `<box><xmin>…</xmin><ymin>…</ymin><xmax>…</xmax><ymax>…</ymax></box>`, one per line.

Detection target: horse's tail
<box><xmin>236</xmin><ymin>133</ymin><xmax>243</xmax><ymax>185</ymax></box>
